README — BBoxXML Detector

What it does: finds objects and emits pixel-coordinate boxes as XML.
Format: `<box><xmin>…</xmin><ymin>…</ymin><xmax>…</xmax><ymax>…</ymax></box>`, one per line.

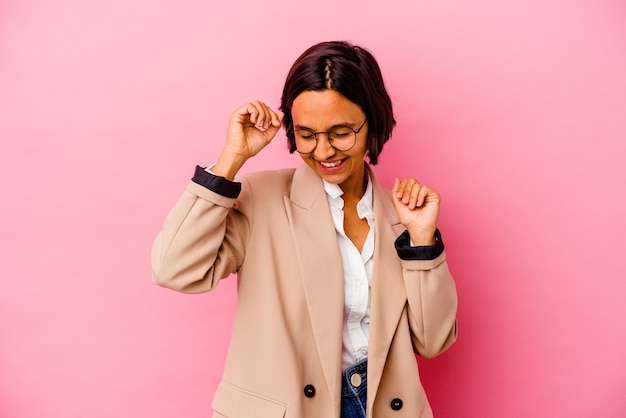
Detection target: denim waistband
<box><xmin>342</xmin><ymin>358</ymin><xmax>368</xmax><ymax>397</ymax></box>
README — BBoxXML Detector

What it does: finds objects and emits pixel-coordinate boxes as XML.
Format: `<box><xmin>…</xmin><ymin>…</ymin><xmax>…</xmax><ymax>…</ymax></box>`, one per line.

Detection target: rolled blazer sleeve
<box><xmin>151</xmin><ymin>178</ymin><xmax>250</xmax><ymax>294</ymax></box>
<box><xmin>401</xmin><ymin>252</ymin><xmax>458</xmax><ymax>358</ymax></box>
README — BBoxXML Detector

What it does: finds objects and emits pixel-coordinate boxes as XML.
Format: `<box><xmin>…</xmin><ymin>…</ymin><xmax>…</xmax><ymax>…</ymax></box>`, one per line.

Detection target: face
<box><xmin>290</xmin><ymin>90</ymin><xmax>368</xmax><ymax>196</ymax></box>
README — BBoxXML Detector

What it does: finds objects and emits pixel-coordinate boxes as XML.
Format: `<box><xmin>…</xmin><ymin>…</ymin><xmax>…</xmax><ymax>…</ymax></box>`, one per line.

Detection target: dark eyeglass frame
<box><xmin>291</xmin><ymin>119</ymin><xmax>368</xmax><ymax>154</ymax></box>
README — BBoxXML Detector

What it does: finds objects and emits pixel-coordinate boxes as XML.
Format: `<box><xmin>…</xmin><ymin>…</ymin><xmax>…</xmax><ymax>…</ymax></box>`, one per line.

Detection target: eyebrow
<box><xmin>294</xmin><ymin>122</ymin><xmax>358</xmax><ymax>131</ymax></box>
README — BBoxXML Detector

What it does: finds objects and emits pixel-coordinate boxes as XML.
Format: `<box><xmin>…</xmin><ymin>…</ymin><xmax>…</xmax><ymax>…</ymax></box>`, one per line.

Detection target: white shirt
<box><xmin>322</xmin><ymin>179</ymin><xmax>375</xmax><ymax>370</ymax></box>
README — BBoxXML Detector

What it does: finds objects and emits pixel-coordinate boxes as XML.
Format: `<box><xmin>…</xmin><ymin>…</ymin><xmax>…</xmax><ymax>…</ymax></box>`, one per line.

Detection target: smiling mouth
<box><xmin>319</xmin><ymin>158</ymin><xmax>345</xmax><ymax>168</ymax></box>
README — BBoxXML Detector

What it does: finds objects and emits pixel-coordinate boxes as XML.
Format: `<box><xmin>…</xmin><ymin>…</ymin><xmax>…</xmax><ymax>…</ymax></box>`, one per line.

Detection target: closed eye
<box><xmin>295</xmin><ymin>130</ymin><xmax>315</xmax><ymax>140</ymax></box>
<box><xmin>331</xmin><ymin>130</ymin><xmax>352</xmax><ymax>138</ymax></box>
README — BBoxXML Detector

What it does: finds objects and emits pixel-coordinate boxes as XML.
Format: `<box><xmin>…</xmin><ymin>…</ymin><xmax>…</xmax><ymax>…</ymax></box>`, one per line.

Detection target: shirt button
<box><xmin>390</xmin><ymin>398</ymin><xmax>403</xmax><ymax>410</ymax></box>
<box><xmin>303</xmin><ymin>384</ymin><xmax>316</xmax><ymax>398</ymax></box>
<box><xmin>350</xmin><ymin>373</ymin><xmax>362</xmax><ymax>387</ymax></box>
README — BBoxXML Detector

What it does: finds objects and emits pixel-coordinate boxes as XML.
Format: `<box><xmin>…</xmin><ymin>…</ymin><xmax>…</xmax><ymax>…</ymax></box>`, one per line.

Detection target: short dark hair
<box><xmin>280</xmin><ymin>41</ymin><xmax>396</xmax><ymax>165</ymax></box>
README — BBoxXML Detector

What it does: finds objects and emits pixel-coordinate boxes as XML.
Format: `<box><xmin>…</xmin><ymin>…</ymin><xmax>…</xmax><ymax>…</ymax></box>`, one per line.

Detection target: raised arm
<box><xmin>392</xmin><ymin>177</ymin><xmax>458</xmax><ymax>357</ymax></box>
<box><xmin>151</xmin><ymin>101</ymin><xmax>283</xmax><ymax>293</ymax></box>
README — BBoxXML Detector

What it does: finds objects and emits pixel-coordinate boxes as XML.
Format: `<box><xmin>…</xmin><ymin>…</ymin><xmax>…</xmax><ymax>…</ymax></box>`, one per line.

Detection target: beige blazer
<box><xmin>151</xmin><ymin>164</ymin><xmax>458</xmax><ymax>418</ymax></box>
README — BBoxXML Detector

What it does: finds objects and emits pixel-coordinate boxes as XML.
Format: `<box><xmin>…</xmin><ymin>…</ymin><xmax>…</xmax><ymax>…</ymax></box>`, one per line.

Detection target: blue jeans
<box><xmin>341</xmin><ymin>358</ymin><xmax>368</xmax><ymax>418</ymax></box>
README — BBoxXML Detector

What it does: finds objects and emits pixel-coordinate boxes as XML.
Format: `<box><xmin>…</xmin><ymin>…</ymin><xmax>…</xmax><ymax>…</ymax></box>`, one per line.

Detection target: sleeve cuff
<box><xmin>191</xmin><ymin>165</ymin><xmax>241</xmax><ymax>199</ymax></box>
<box><xmin>394</xmin><ymin>229</ymin><xmax>444</xmax><ymax>260</ymax></box>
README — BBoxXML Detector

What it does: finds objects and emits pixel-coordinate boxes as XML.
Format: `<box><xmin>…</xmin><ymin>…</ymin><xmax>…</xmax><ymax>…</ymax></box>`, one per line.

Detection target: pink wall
<box><xmin>1</xmin><ymin>0</ymin><xmax>625</xmax><ymax>416</ymax></box>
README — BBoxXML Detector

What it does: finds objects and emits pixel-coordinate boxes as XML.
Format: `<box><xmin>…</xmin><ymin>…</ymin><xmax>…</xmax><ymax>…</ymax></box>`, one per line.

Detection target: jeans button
<box><xmin>350</xmin><ymin>373</ymin><xmax>362</xmax><ymax>387</ymax></box>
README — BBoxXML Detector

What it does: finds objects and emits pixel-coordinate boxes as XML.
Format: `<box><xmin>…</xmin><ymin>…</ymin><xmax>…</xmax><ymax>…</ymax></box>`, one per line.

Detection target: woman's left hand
<box><xmin>392</xmin><ymin>178</ymin><xmax>441</xmax><ymax>246</ymax></box>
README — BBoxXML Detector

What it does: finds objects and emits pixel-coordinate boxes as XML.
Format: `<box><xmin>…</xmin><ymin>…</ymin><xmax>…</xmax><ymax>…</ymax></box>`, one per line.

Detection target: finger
<box><xmin>260</xmin><ymin>104</ymin><xmax>280</xmax><ymax>129</ymax></box>
<box><xmin>243</xmin><ymin>102</ymin><xmax>262</xmax><ymax>126</ymax></box>
<box><xmin>408</xmin><ymin>182</ymin><xmax>422</xmax><ymax>209</ymax></box>
<box><xmin>401</xmin><ymin>179</ymin><xmax>417</xmax><ymax>204</ymax></box>
<box><xmin>231</xmin><ymin>103</ymin><xmax>253</xmax><ymax>125</ymax></box>
<box><xmin>258</xmin><ymin>102</ymin><xmax>273</xmax><ymax>129</ymax></box>
<box><xmin>393</xmin><ymin>179</ymin><xmax>408</xmax><ymax>203</ymax></box>
<box><xmin>246</xmin><ymin>101</ymin><xmax>271</xmax><ymax>127</ymax></box>
<box><xmin>254</xmin><ymin>107</ymin><xmax>282</xmax><ymax>138</ymax></box>
<box><xmin>264</xmin><ymin>115</ymin><xmax>283</xmax><ymax>139</ymax></box>
<box><xmin>260</xmin><ymin>103</ymin><xmax>279</xmax><ymax>129</ymax></box>
<box><xmin>416</xmin><ymin>184</ymin><xmax>430</xmax><ymax>208</ymax></box>
<box><xmin>392</xmin><ymin>178</ymin><xmax>400</xmax><ymax>195</ymax></box>
<box><xmin>395</xmin><ymin>178</ymin><xmax>410</xmax><ymax>200</ymax></box>
<box><xmin>271</xmin><ymin>111</ymin><xmax>284</xmax><ymax>127</ymax></box>
<box><xmin>255</xmin><ymin>102</ymin><xmax>282</xmax><ymax>130</ymax></box>
<box><xmin>253</xmin><ymin>101</ymin><xmax>270</xmax><ymax>127</ymax></box>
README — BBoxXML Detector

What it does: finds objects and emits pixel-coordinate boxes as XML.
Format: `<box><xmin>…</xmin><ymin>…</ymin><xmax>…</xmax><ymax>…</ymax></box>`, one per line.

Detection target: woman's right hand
<box><xmin>213</xmin><ymin>101</ymin><xmax>284</xmax><ymax>180</ymax></box>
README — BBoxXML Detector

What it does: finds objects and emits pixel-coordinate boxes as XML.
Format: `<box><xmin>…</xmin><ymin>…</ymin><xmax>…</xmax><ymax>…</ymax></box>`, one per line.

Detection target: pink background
<box><xmin>1</xmin><ymin>0</ymin><xmax>625</xmax><ymax>417</ymax></box>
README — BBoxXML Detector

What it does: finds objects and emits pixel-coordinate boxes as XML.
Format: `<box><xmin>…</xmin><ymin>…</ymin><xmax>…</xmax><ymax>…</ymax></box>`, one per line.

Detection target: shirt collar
<box><xmin>322</xmin><ymin>175</ymin><xmax>374</xmax><ymax>221</ymax></box>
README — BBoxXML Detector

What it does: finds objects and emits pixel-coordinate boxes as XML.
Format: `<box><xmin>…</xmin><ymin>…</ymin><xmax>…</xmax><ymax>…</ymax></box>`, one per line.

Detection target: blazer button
<box><xmin>304</xmin><ymin>384</ymin><xmax>316</xmax><ymax>398</ymax></box>
<box><xmin>390</xmin><ymin>398</ymin><xmax>403</xmax><ymax>410</ymax></box>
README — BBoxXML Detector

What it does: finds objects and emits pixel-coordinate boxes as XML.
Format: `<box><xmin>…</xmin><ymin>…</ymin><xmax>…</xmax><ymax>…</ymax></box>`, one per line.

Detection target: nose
<box><xmin>312</xmin><ymin>133</ymin><xmax>336</xmax><ymax>160</ymax></box>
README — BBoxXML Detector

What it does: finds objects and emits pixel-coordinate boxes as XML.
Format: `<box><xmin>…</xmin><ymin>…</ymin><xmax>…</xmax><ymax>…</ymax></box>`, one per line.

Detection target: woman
<box><xmin>151</xmin><ymin>41</ymin><xmax>458</xmax><ymax>418</ymax></box>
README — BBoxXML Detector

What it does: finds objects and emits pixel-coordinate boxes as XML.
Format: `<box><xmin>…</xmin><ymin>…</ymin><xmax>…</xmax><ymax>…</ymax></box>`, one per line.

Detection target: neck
<box><xmin>339</xmin><ymin>163</ymin><xmax>368</xmax><ymax>200</ymax></box>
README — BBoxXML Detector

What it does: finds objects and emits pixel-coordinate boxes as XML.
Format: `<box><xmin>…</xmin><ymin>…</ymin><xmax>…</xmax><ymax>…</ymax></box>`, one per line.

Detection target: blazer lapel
<box><xmin>284</xmin><ymin>164</ymin><xmax>344</xmax><ymax>408</ymax></box>
<box><xmin>367</xmin><ymin>171</ymin><xmax>408</xmax><ymax>402</ymax></box>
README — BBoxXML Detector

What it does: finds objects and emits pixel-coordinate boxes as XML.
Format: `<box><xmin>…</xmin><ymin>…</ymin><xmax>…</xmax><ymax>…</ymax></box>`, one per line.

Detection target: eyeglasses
<box><xmin>292</xmin><ymin>119</ymin><xmax>367</xmax><ymax>154</ymax></box>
